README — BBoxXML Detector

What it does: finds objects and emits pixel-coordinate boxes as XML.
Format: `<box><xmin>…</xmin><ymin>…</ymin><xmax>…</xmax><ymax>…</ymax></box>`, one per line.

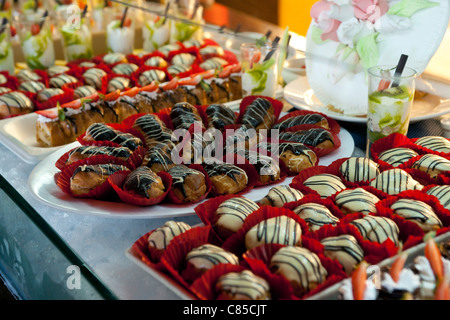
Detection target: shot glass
<box><xmin>142</xmin><ymin>3</ymin><xmax>170</xmax><ymax>53</ymax></box>
<box><xmin>15</xmin><ymin>13</ymin><xmax>55</xmax><ymax>70</ymax></box>
<box><xmin>105</xmin><ymin>7</ymin><xmax>135</xmax><ymax>55</ymax></box>
<box><xmin>366</xmin><ymin>65</ymin><xmax>417</xmax><ymax>155</ymax></box>
<box><xmin>57</xmin><ymin>9</ymin><xmax>93</xmax><ymax>62</ymax></box>
<box><xmin>240</xmin><ymin>42</ymin><xmax>279</xmax><ymax>98</ymax></box>
<box><xmin>168</xmin><ymin>0</ymin><xmax>204</xmax><ymax>43</ymax></box>
<box><xmin>0</xmin><ymin>20</ymin><xmax>14</xmax><ymax>74</ymax></box>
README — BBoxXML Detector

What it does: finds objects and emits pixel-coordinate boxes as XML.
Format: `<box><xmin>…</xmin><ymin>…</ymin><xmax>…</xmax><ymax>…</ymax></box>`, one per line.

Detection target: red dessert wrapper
<box><xmin>436</xmin><ymin>171</ymin><xmax>450</xmax><ymax>185</ymax></box>
<box><xmin>221</xmin><ymin>206</ymin><xmax>309</xmax><ymax>257</ymax></box>
<box><xmin>159</xmin><ymin>225</ymin><xmax>216</xmax><ymax>290</ymax></box>
<box><xmin>130</xmin><ymin>65</ymin><xmax>170</xmax><ymax>87</ymax></box>
<box><xmin>108</xmin><ymin>170</ymin><xmax>172</xmax><ymax>206</ymax></box>
<box><xmin>242</xmin><ymin>242</ymin><xmax>347</xmax><ymax>299</ymax></box>
<box><xmin>0</xmin><ymin>71</ymin><xmax>19</xmax><ymax>90</ymax></box>
<box><xmin>310</xmin><ymin>222</ymin><xmax>398</xmax><ymax>265</ymax></box>
<box><xmin>280</xmin><ymin>124</ymin><xmax>342</xmax><ymax>157</ymax></box>
<box><xmin>129</xmin><ymin>230</ymin><xmax>168</xmax><ymax>270</ymax></box>
<box><xmin>396</xmin><ymin>153</ymin><xmax>450</xmax><ymax>186</ymax></box>
<box><xmin>194</xmin><ymin>194</ymin><xmax>261</xmax><ymax>244</ymax></box>
<box><xmin>189</xmin><ymin>264</ymin><xmax>249</xmax><ymax>300</ymax></box>
<box><xmin>77</xmin><ymin>122</ymin><xmax>146</xmax><ymax>150</ymax></box>
<box><xmin>167</xmin><ymin>47</ymin><xmax>202</xmax><ymax>65</ymax></box>
<box><xmin>376</xmin><ymin>189</ymin><xmax>450</xmax><ymax>242</ymax></box>
<box><xmin>205</xmin><ymin>160</ymin><xmax>259</xmax><ymax>198</ymax></box>
<box><xmin>34</xmin><ymin>88</ymin><xmax>75</xmax><ymax>111</ymax></box>
<box><xmin>283</xmin><ymin>193</ymin><xmax>346</xmax><ymax>223</ymax></box>
<box><xmin>275</xmin><ymin>109</ymin><xmax>341</xmax><ymax>134</ymax></box>
<box><xmin>55</xmin><ymin>155</ymin><xmax>132</xmax><ymax>200</ymax></box>
<box><xmin>237</xmin><ymin>95</ymin><xmax>284</xmax><ymax>125</ymax></box>
<box><xmin>223</xmin><ymin>152</ymin><xmax>287</xmax><ymax>188</ymax></box>
<box><xmin>410</xmin><ymin>136</ymin><xmax>450</xmax><ymax>158</ymax></box>
<box><xmin>370</xmin><ymin>132</ymin><xmax>421</xmax><ymax>163</ymax></box>
<box><xmin>165</xmin><ymin>164</ymin><xmax>213</xmax><ymax>205</ymax></box>
<box><xmin>289</xmin><ymin>165</ymin><xmax>352</xmax><ymax>198</ymax></box>
<box><xmin>125</xmin><ymin>54</ymin><xmax>143</xmax><ymax>68</ymax></box>
<box><xmin>54</xmin><ymin>143</ymin><xmax>144</xmax><ymax>170</ymax></box>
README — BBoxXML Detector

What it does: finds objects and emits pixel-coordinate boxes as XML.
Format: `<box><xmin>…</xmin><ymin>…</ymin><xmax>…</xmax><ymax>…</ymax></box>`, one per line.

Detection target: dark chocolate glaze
<box><xmin>279</xmin><ymin>128</ymin><xmax>334</xmax><ymax>147</ymax></box>
<box><xmin>205</xmin><ymin>104</ymin><xmax>236</xmax><ymax>131</ymax></box>
<box><xmin>123</xmin><ymin>166</ymin><xmax>161</xmax><ymax>199</ymax></box>
<box><xmin>84</xmin><ymin>123</ymin><xmax>143</xmax><ymax>151</ymax></box>
<box><xmin>272</xmin><ymin>114</ymin><xmax>327</xmax><ymax>131</ymax></box>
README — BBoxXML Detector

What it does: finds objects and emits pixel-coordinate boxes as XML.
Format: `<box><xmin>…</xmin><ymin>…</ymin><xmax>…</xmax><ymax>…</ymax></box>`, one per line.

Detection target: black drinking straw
<box><xmin>391</xmin><ymin>54</ymin><xmax>409</xmax><ymax>87</ymax></box>
<box><xmin>119</xmin><ymin>7</ymin><xmax>128</xmax><ymax>28</ymax></box>
<box><xmin>39</xmin><ymin>10</ymin><xmax>48</xmax><ymax>30</ymax></box>
<box><xmin>0</xmin><ymin>17</ymin><xmax>7</xmax><ymax>35</ymax></box>
<box><xmin>265</xmin><ymin>30</ymin><xmax>272</xmax><ymax>40</ymax></box>
<box><xmin>81</xmin><ymin>4</ymin><xmax>88</xmax><ymax>18</ymax></box>
<box><xmin>264</xmin><ymin>36</ymin><xmax>280</xmax><ymax>62</ymax></box>
<box><xmin>161</xmin><ymin>2</ymin><xmax>170</xmax><ymax>25</ymax></box>
<box><xmin>190</xmin><ymin>0</ymin><xmax>199</xmax><ymax>20</ymax></box>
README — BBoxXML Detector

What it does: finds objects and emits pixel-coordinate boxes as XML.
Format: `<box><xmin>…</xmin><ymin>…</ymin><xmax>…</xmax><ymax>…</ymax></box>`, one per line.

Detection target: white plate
<box><xmin>284</xmin><ymin>76</ymin><xmax>450</xmax><ymax>124</ymax></box>
<box><xmin>0</xmin><ymin>111</ymin><xmax>62</xmax><ymax>164</ymax></box>
<box><xmin>27</xmin><ymin>128</ymin><xmax>354</xmax><ymax>219</ymax></box>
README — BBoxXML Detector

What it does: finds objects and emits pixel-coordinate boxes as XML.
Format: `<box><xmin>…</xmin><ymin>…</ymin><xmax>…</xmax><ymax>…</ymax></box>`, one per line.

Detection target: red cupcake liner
<box><xmin>165</xmin><ymin>164</ymin><xmax>213</xmax><ymax>205</ymax></box>
<box><xmin>223</xmin><ymin>152</ymin><xmax>287</xmax><ymax>188</ymax></box>
<box><xmin>436</xmin><ymin>171</ymin><xmax>450</xmax><ymax>185</ymax></box>
<box><xmin>54</xmin><ymin>143</ymin><xmax>144</xmax><ymax>170</ymax></box>
<box><xmin>283</xmin><ymin>193</ymin><xmax>346</xmax><ymax>222</ymax></box>
<box><xmin>129</xmin><ymin>230</ymin><xmax>166</xmax><ymax>269</ymax></box>
<box><xmin>34</xmin><ymin>88</ymin><xmax>75</xmax><ymax>111</ymax></box>
<box><xmin>189</xmin><ymin>263</ymin><xmax>248</xmax><ymax>300</ymax></box>
<box><xmin>311</xmin><ymin>222</ymin><xmax>398</xmax><ymax>265</ymax></box>
<box><xmin>376</xmin><ymin>189</ymin><xmax>450</xmax><ymax>233</ymax></box>
<box><xmin>275</xmin><ymin>109</ymin><xmax>341</xmax><ymax>134</ymax></box>
<box><xmin>194</xmin><ymin>194</ymin><xmax>260</xmax><ymax>244</ymax></box>
<box><xmin>370</xmin><ymin>132</ymin><xmax>421</xmax><ymax>163</ymax></box>
<box><xmin>397</xmin><ymin>153</ymin><xmax>450</xmax><ymax>185</ymax></box>
<box><xmin>279</xmin><ymin>124</ymin><xmax>342</xmax><ymax>157</ymax></box>
<box><xmin>289</xmin><ymin>165</ymin><xmax>351</xmax><ymax>198</ymax></box>
<box><xmin>237</xmin><ymin>95</ymin><xmax>284</xmax><ymax>125</ymax></box>
<box><xmin>108</xmin><ymin>170</ymin><xmax>172</xmax><ymax>206</ymax></box>
<box><xmin>130</xmin><ymin>65</ymin><xmax>170</xmax><ymax>87</ymax></box>
<box><xmin>221</xmin><ymin>206</ymin><xmax>309</xmax><ymax>257</ymax></box>
<box><xmin>126</xmin><ymin>54</ymin><xmax>144</xmax><ymax>68</ymax></box>
<box><xmin>205</xmin><ymin>160</ymin><xmax>259</xmax><ymax>198</ymax></box>
<box><xmin>410</xmin><ymin>136</ymin><xmax>450</xmax><ymax>158</ymax></box>
<box><xmin>242</xmin><ymin>242</ymin><xmax>347</xmax><ymax>299</ymax></box>
<box><xmin>159</xmin><ymin>225</ymin><xmax>217</xmax><ymax>290</ymax></box>
<box><xmin>0</xmin><ymin>71</ymin><xmax>19</xmax><ymax>90</ymax></box>
<box><xmin>56</xmin><ymin>155</ymin><xmax>132</xmax><ymax>200</ymax></box>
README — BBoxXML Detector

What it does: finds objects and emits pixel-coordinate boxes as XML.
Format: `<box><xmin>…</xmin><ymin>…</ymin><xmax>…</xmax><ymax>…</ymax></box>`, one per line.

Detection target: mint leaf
<box><xmin>388</xmin><ymin>0</ymin><xmax>439</xmax><ymax>17</ymax></box>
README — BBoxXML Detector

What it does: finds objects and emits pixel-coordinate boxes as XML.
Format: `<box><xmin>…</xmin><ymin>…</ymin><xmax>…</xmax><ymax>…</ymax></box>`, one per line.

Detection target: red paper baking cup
<box><xmin>108</xmin><ymin>170</ymin><xmax>172</xmax><ymax>206</ymax></box>
<box><xmin>242</xmin><ymin>242</ymin><xmax>346</xmax><ymax>299</ymax></box>
<box><xmin>129</xmin><ymin>230</ymin><xmax>166</xmax><ymax>270</ymax></box>
<box><xmin>410</xmin><ymin>136</ymin><xmax>450</xmax><ymax>158</ymax></box>
<box><xmin>194</xmin><ymin>194</ymin><xmax>261</xmax><ymax>244</ymax></box>
<box><xmin>283</xmin><ymin>193</ymin><xmax>346</xmax><ymax>222</ymax></box>
<box><xmin>280</xmin><ymin>124</ymin><xmax>342</xmax><ymax>157</ymax></box>
<box><xmin>34</xmin><ymin>89</ymin><xmax>75</xmax><ymax>111</ymax></box>
<box><xmin>313</xmin><ymin>222</ymin><xmax>398</xmax><ymax>265</ymax></box>
<box><xmin>221</xmin><ymin>206</ymin><xmax>308</xmax><ymax>257</ymax></box>
<box><xmin>0</xmin><ymin>71</ymin><xmax>19</xmax><ymax>90</ymax></box>
<box><xmin>165</xmin><ymin>164</ymin><xmax>213</xmax><ymax>205</ymax></box>
<box><xmin>223</xmin><ymin>152</ymin><xmax>286</xmax><ymax>188</ymax></box>
<box><xmin>205</xmin><ymin>161</ymin><xmax>259</xmax><ymax>198</ymax></box>
<box><xmin>237</xmin><ymin>95</ymin><xmax>284</xmax><ymax>125</ymax></box>
<box><xmin>56</xmin><ymin>156</ymin><xmax>131</xmax><ymax>199</ymax></box>
<box><xmin>160</xmin><ymin>225</ymin><xmax>217</xmax><ymax>289</ymax></box>
<box><xmin>275</xmin><ymin>109</ymin><xmax>341</xmax><ymax>134</ymax></box>
<box><xmin>189</xmin><ymin>264</ymin><xmax>248</xmax><ymax>300</ymax></box>
<box><xmin>370</xmin><ymin>133</ymin><xmax>420</xmax><ymax>162</ymax></box>
<box><xmin>289</xmin><ymin>165</ymin><xmax>351</xmax><ymax>198</ymax></box>
<box><xmin>377</xmin><ymin>189</ymin><xmax>450</xmax><ymax>231</ymax></box>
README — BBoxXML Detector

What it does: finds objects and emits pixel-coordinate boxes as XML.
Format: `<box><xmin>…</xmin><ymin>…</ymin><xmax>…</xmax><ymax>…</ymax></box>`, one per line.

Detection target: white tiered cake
<box><xmin>305</xmin><ymin>0</ymin><xmax>450</xmax><ymax>116</ymax></box>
